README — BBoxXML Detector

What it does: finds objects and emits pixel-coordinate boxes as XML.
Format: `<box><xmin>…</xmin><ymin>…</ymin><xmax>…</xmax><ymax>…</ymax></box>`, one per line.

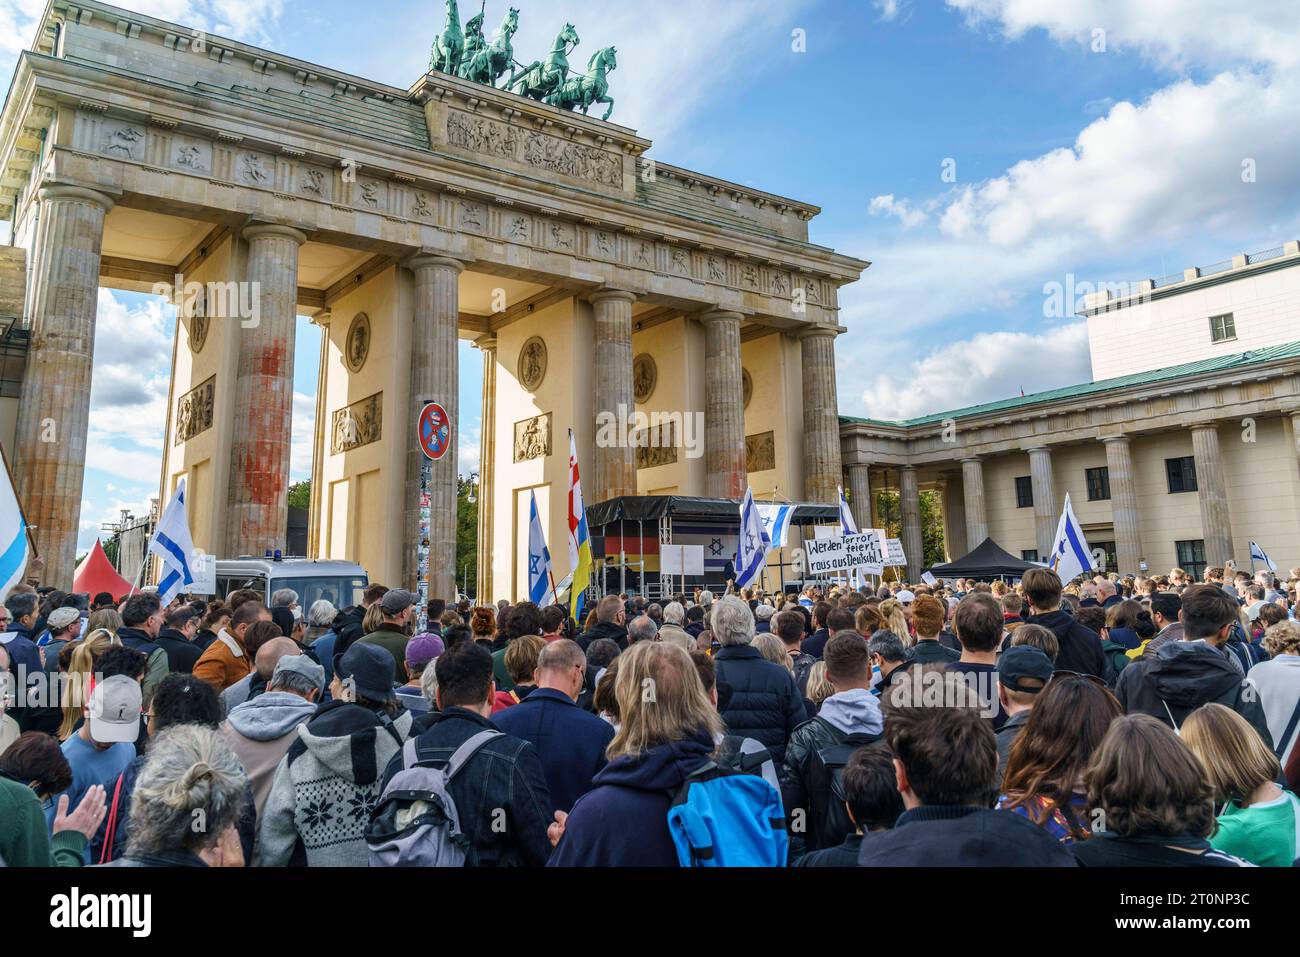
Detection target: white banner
<box><xmin>804</xmin><ymin>530</ymin><xmax>886</xmax><ymax>575</ymax></box>
<box><xmin>884</xmin><ymin>538</ymin><xmax>908</xmax><ymax>567</ymax></box>
<box><xmin>189</xmin><ymin>552</ymin><xmax>216</xmax><ymax>595</ymax></box>
<box><xmin>661</xmin><ymin>543</ymin><xmax>705</xmax><ymax>576</ymax></box>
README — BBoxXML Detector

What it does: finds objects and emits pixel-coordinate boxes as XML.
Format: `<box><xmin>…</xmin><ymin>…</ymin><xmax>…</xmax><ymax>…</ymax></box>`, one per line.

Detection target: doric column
<box><xmin>960</xmin><ymin>456</ymin><xmax>988</xmax><ymax>547</ymax></box>
<box><xmin>943</xmin><ymin>475</ymin><xmax>968</xmax><ymax>560</ymax></box>
<box><xmin>899</xmin><ymin>465</ymin><xmax>923</xmax><ymax>582</ymax></box>
<box><xmin>474</xmin><ymin>334</ymin><xmax>497</xmax><ymax>603</ymax></box>
<box><xmin>590</xmin><ymin>289</ymin><xmax>637</xmax><ymax>502</ymax></box>
<box><xmin>225</xmin><ymin>224</ymin><xmax>305</xmax><ymax>557</ymax></box>
<box><xmin>845</xmin><ymin>462</ymin><xmax>872</xmax><ymax>529</ymax></box>
<box><xmin>799</xmin><ymin>327</ymin><xmax>842</xmax><ymax>504</ymax></box>
<box><xmin>701</xmin><ymin>310</ymin><xmax>746</xmax><ymax>499</ymax></box>
<box><xmin>1291</xmin><ymin>412</ymin><xmax>1300</xmax><ymax>484</ymax></box>
<box><xmin>405</xmin><ymin>255</ymin><xmax>465</xmax><ymax>599</ymax></box>
<box><xmin>1027</xmin><ymin>446</ymin><xmax>1057</xmax><ymax>559</ymax></box>
<box><xmin>1103</xmin><ymin>435</ymin><xmax>1143</xmax><ymax>575</ymax></box>
<box><xmin>307</xmin><ymin>309</ymin><xmax>332</xmax><ymax>559</ymax></box>
<box><xmin>1190</xmin><ymin>423</ymin><xmax>1235</xmax><ymax>566</ymax></box>
<box><xmin>15</xmin><ymin>184</ymin><xmax>115</xmax><ymax>585</ymax></box>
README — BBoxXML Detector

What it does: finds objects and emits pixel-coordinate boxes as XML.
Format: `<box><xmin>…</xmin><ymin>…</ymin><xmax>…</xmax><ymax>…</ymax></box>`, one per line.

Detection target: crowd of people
<box><xmin>1</xmin><ymin>560</ymin><xmax>1298</xmax><ymax>867</ymax></box>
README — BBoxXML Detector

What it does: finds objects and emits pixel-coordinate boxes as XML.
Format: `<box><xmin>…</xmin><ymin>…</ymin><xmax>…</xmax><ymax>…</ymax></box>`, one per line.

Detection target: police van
<box><xmin>213</xmin><ymin>557</ymin><xmax>369</xmax><ymax>610</ymax></box>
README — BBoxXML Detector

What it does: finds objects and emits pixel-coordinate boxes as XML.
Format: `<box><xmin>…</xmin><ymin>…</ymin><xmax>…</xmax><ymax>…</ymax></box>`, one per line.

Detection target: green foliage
<box><xmin>455</xmin><ymin>475</ymin><xmax>478</xmax><ymax>599</ymax></box>
<box><xmin>874</xmin><ymin>488</ymin><xmax>947</xmax><ymax>570</ymax></box>
<box><xmin>287</xmin><ymin>480</ymin><xmax>311</xmax><ymax>511</ymax></box>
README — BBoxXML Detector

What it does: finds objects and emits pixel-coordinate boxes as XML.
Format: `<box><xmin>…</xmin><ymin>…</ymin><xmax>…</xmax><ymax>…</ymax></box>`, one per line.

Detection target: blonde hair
<box><xmin>1182</xmin><ymin>703</ymin><xmax>1282</xmax><ymax>806</ymax></box>
<box><xmin>752</xmin><ymin>632</ymin><xmax>793</xmax><ymax>674</ymax></box>
<box><xmin>1263</xmin><ymin>620</ymin><xmax>1300</xmax><ymax>658</ymax></box>
<box><xmin>362</xmin><ymin>602</ymin><xmax>385</xmax><ymax>635</ymax></box>
<box><xmin>805</xmin><ymin>660</ymin><xmax>834</xmax><ymax>707</ymax></box>
<box><xmin>59</xmin><ymin>629</ymin><xmax>115</xmax><ymax>740</ymax></box>
<box><xmin>607</xmin><ymin>642</ymin><xmax>722</xmax><ymax>762</ymax></box>
<box><xmin>504</xmin><ymin>634</ymin><xmax>545</xmax><ymax>684</ymax></box>
<box><xmin>86</xmin><ymin>608</ymin><xmax>123</xmax><ymax>637</ymax></box>
<box><xmin>879</xmin><ymin>599</ymin><xmax>908</xmax><ymax>642</ymax></box>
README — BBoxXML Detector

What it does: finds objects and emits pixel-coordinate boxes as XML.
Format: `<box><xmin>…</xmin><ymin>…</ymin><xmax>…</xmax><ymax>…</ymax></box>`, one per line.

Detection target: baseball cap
<box><xmin>333</xmin><ymin>642</ymin><xmax>396</xmax><ymax>702</ymax></box>
<box><xmin>755</xmin><ymin>605</ymin><xmax>774</xmax><ymax>621</ymax></box>
<box><xmin>405</xmin><ymin>633</ymin><xmax>445</xmax><ymax>669</ymax></box>
<box><xmin>87</xmin><ymin>675</ymin><xmax>142</xmax><ymax>744</ymax></box>
<box><xmin>272</xmin><ymin>654</ymin><xmax>325</xmax><ymax>693</ymax></box>
<box><xmin>896</xmin><ymin>590</ymin><xmax>916</xmax><ymax>604</ymax></box>
<box><xmin>379</xmin><ymin>589</ymin><xmax>416</xmax><ymax>616</ymax></box>
<box><xmin>46</xmin><ymin>607</ymin><xmax>81</xmax><ymax>631</ymax></box>
<box><xmin>997</xmin><ymin>646</ymin><xmax>1054</xmax><ymax>694</ymax></box>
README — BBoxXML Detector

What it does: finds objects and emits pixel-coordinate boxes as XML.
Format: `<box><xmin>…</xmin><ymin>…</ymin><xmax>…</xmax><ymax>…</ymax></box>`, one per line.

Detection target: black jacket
<box><xmin>911</xmin><ymin>639</ymin><xmax>959</xmax><ymax>664</ymax></box>
<box><xmin>1114</xmin><ymin>641</ymin><xmax>1273</xmax><ymax>747</ymax></box>
<box><xmin>157</xmin><ymin>627</ymin><xmax>201</xmax><ymax>674</ymax></box>
<box><xmin>779</xmin><ymin>713</ymin><xmax>885</xmax><ymax>856</ymax></box>
<box><xmin>803</xmin><ymin>628</ymin><xmax>831</xmax><ymax>660</ymax></box>
<box><xmin>856</xmin><ymin>805</ymin><xmax>1079</xmax><ymax>866</ymax></box>
<box><xmin>332</xmin><ymin>605</ymin><xmax>367</xmax><ymax>656</ymax></box>
<box><xmin>1072</xmin><ymin>833</ymin><xmax>1248</xmax><ymax>867</ymax></box>
<box><xmin>577</xmin><ymin>620</ymin><xmax>628</xmax><ymax>652</ymax></box>
<box><xmin>1023</xmin><ymin>610</ymin><xmax>1106</xmax><ymax>677</ymax></box>
<box><xmin>382</xmin><ymin>706</ymin><xmax>554</xmax><ymax>866</ymax></box>
<box><xmin>713</xmin><ymin>645</ymin><xmax>807</xmax><ymax>764</ymax></box>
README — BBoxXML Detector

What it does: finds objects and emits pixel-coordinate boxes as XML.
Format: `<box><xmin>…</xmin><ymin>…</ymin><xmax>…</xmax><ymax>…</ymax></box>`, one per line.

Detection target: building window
<box><xmin>1094</xmin><ymin>540</ymin><xmax>1117</xmax><ymax>574</ymax></box>
<box><xmin>1166</xmin><ymin>456</ymin><xmax>1198</xmax><ymax>493</ymax></box>
<box><xmin>1176</xmin><ymin>540</ymin><xmax>1207</xmax><ymax>582</ymax></box>
<box><xmin>1015</xmin><ymin>476</ymin><xmax>1033</xmax><ymax>509</ymax></box>
<box><xmin>1208</xmin><ymin>313</ymin><xmax>1236</xmax><ymax>343</ymax></box>
<box><xmin>1085</xmin><ymin>466</ymin><xmax>1111</xmax><ymax>501</ymax></box>
<box><xmin>1022</xmin><ymin>549</ymin><xmax>1039</xmax><ymax>563</ymax></box>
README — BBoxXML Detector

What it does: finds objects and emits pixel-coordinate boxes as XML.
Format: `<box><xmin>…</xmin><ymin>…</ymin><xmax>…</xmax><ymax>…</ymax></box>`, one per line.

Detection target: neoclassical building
<box><xmin>843</xmin><ymin>246</ymin><xmax>1300</xmax><ymax>582</ymax></box>
<box><xmin>0</xmin><ymin>0</ymin><xmax>866</xmax><ymax>598</ymax></box>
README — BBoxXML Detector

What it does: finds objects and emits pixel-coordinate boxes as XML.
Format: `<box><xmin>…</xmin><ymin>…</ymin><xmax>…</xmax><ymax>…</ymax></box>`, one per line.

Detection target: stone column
<box><xmin>1028</xmin><ymin>446</ymin><xmax>1057</xmax><ymax>559</ymax></box>
<box><xmin>306</xmin><ymin>309</ymin><xmax>332</xmax><ymax>559</ymax></box>
<box><xmin>1190</xmin><ymin>423</ymin><xmax>1235</xmax><ymax>566</ymax></box>
<box><xmin>590</xmin><ymin>289</ymin><xmax>637</xmax><ymax>502</ymax></box>
<box><xmin>14</xmin><ymin>184</ymin><xmax>115</xmax><ymax>585</ymax></box>
<box><xmin>1103</xmin><ymin>435</ymin><xmax>1143</xmax><ymax>575</ymax></box>
<box><xmin>899</xmin><ymin>465</ymin><xmax>923</xmax><ymax>582</ymax></box>
<box><xmin>799</xmin><ymin>327</ymin><xmax>842</xmax><ymax>504</ymax></box>
<box><xmin>474</xmin><ymin>334</ymin><xmax>497</xmax><ymax>603</ymax></box>
<box><xmin>960</xmin><ymin>456</ymin><xmax>988</xmax><ymax>547</ymax></box>
<box><xmin>701</xmin><ymin>310</ymin><xmax>746</xmax><ymax>499</ymax></box>
<box><xmin>1291</xmin><ymin>412</ymin><xmax>1300</xmax><ymax>484</ymax></box>
<box><xmin>224</xmin><ymin>224</ymin><xmax>305</xmax><ymax>558</ymax></box>
<box><xmin>405</xmin><ymin>255</ymin><xmax>464</xmax><ymax>599</ymax></box>
<box><xmin>845</xmin><ymin>462</ymin><xmax>872</xmax><ymax>529</ymax></box>
<box><xmin>943</xmin><ymin>475</ymin><xmax>968</xmax><ymax>560</ymax></box>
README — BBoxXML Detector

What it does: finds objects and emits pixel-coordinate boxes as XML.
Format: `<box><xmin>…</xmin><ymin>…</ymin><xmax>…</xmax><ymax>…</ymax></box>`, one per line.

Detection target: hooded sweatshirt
<box><xmin>816</xmin><ymin>688</ymin><xmax>885</xmax><ymax>737</ymax></box>
<box><xmin>222</xmin><ymin>691</ymin><xmax>319</xmax><ymax>818</ymax></box>
<box><xmin>1115</xmin><ymin>641</ymin><xmax>1273</xmax><ymax>747</ymax></box>
<box><xmin>258</xmin><ymin>700</ymin><xmax>412</xmax><ymax>867</ymax></box>
<box><xmin>548</xmin><ymin>732</ymin><xmax>714</xmax><ymax>867</ymax></box>
<box><xmin>1023</xmin><ymin>609</ymin><xmax>1106</xmax><ymax>677</ymax></box>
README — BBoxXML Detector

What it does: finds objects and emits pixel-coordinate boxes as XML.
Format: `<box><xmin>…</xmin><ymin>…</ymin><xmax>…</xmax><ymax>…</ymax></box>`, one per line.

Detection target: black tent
<box><xmin>925</xmin><ymin>537</ymin><xmax>1042</xmax><ymax>580</ymax></box>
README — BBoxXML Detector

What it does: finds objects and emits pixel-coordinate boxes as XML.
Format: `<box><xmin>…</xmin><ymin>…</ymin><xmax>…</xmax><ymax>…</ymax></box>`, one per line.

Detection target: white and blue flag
<box><xmin>735</xmin><ymin>487</ymin><xmax>769</xmax><ymax>589</ymax></box>
<box><xmin>0</xmin><ymin>452</ymin><xmax>31</xmax><ymax>598</ymax></box>
<box><xmin>149</xmin><ymin>478</ymin><xmax>196</xmax><ymax>604</ymax></box>
<box><xmin>1249</xmin><ymin>541</ymin><xmax>1277</xmax><ymax>573</ymax></box>
<box><xmin>527</xmin><ymin>490</ymin><xmax>554</xmax><ymax>606</ymax></box>
<box><xmin>757</xmin><ymin>502</ymin><xmax>796</xmax><ymax>550</ymax></box>
<box><xmin>837</xmin><ymin>486</ymin><xmax>860</xmax><ymax>535</ymax></box>
<box><xmin>1048</xmin><ymin>492</ymin><xmax>1095</xmax><ymax>584</ymax></box>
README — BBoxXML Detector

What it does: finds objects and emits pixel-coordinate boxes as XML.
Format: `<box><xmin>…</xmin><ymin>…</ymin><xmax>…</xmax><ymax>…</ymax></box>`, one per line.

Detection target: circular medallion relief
<box><xmin>188</xmin><ymin>312</ymin><xmax>209</xmax><ymax>355</ymax></box>
<box><xmin>633</xmin><ymin>353</ymin><xmax>657</xmax><ymax>403</ymax></box>
<box><xmin>345</xmin><ymin>313</ymin><xmax>371</xmax><ymax>374</ymax></box>
<box><xmin>742</xmin><ymin>368</ymin><xmax>753</xmax><ymax>409</ymax></box>
<box><xmin>518</xmin><ymin>336</ymin><xmax>548</xmax><ymax>391</ymax></box>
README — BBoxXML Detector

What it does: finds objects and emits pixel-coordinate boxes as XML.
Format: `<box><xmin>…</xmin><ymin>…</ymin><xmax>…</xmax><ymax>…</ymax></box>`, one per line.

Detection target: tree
<box><xmin>455</xmin><ymin>475</ymin><xmax>478</xmax><ymax>599</ymax></box>
<box><xmin>287</xmin><ymin>480</ymin><xmax>311</xmax><ymax>511</ymax></box>
<box><xmin>874</xmin><ymin>489</ymin><xmax>946</xmax><ymax>571</ymax></box>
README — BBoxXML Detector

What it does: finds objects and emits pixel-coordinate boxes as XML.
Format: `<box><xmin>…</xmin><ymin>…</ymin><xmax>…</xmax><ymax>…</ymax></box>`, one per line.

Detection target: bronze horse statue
<box><xmin>460</xmin><ymin>6</ymin><xmax>520</xmax><ymax>87</ymax></box>
<box><xmin>430</xmin><ymin>0</ymin><xmax>465</xmax><ymax>75</ymax></box>
<box><xmin>509</xmin><ymin>22</ymin><xmax>579</xmax><ymax>102</ymax></box>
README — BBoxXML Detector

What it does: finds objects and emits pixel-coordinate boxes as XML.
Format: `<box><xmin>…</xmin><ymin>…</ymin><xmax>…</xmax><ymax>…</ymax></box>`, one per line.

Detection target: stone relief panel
<box><xmin>344</xmin><ymin>313</ymin><xmax>371</xmax><ymax>373</ymax></box>
<box><xmin>547</xmin><ymin>219</ymin><xmax>576</xmax><ymax>252</ymax></box>
<box><xmin>297</xmin><ymin>163</ymin><xmax>334</xmax><ymax>201</ymax></box>
<box><xmin>517</xmin><ymin>336</ymin><xmax>547</xmax><ymax>391</ymax></box>
<box><xmin>101</xmin><ymin>123</ymin><xmax>146</xmax><ymax>162</ymax></box>
<box><xmin>746</xmin><ymin>431</ymin><xmax>776</xmax><ymax>473</ymax></box>
<box><xmin>354</xmin><ymin>177</ymin><xmax>387</xmax><ymax>213</ymax></box>
<box><xmin>444</xmin><ymin>111</ymin><xmax>621</xmax><ymax>187</ymax></box>
<box><xmin>514</xmin><ymin>412</ymin><xmax>552</xmax><ymax>462</ymax></box>
<box><xmin>633</xmin><ymin>353</ymin><xmax>657</xmax><ymax>403</ymax></box>
<box><xmin>447</xmin><ymin>112</ymin><xmax>521</xmax><ymax>161</ymax></box>
<box><xmin>411</xmin><ymin>190</ymin><xmax>436</xmax><ymax>219</ymax></box>
<box><xmin>171</xmin><ymin>135</ymin><xmax>212</xmax><ymax>174</ymax></box>
<box><xmin>628</xmin><ymin>238</ymin><xmax>655</xmax><ymax>270</ymax></box>
<box><xmin>635</xmin><ymin>420</ymin><xmax>677</xmax><ymax>469</ymax></box>
<box><xmin>235</xmin><ymin>150</ymin><xmax>275</xmax><ymax>188</ymax></box>
<box><xmin>174</xmin><ymin>375</ymin><xmax>215</xmax><ymax>446</ymax></box>
<box><xmin>501</xmin><ymin>211</ymin><xmax>531</xmax><ymax>242</ymax></box>
<box><xmin>457</xmin><ymin>199</ymin><xmax>486</xmax><ymax>233</ymax></box>
<box><xmin>332</xmin><ymin>392</ymin><xmax>383</xmax><ymax>454</ymax></box>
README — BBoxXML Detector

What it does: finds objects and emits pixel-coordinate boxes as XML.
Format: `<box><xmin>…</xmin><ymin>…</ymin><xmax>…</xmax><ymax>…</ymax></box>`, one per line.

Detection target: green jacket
<box><xmin>357</xmin><ymin>629</ymin><xmax>410</xmax><ymax>679</ymax></box>
<box><xmin>0</xmin><ymin>775</ymin><xmax>86</xmax><ymax>867</ymax></box>
<box><xmin>492</xmin><ymin>647</ymin><xmax>514</xmax><ymax>692</ymax></box>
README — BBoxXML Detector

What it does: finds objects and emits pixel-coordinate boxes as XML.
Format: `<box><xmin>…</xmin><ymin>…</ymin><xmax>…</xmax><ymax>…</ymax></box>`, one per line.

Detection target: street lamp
<box><xmin>465</xmin><ymin>470</ymin><xmax>479</xmax><ymax>504</ymax></box>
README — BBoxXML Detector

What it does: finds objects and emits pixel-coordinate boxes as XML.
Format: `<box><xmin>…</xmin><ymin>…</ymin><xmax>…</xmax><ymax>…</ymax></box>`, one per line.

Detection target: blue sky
<box><xmin>3</xmin><ymin>0</ymin><xmax>1300</xmax><ymax>554</ymax></box>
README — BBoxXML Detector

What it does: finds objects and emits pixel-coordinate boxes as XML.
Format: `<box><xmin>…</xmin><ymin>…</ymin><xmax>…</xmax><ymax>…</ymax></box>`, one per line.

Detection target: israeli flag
<box><xmin>837</xmin><ymin>486</ymin><xmax>860</xmax><ymax>535</ymax></box>
<box><xmin>757</xmin><ymin>502</ymin><xmax>796</xmax><ymax>550</ymax></box>
<box><xmin>0</xmin><ymin>453</ymin><xmax>31</xmax><ymax>599</ymax></box>
<box><xmin>1249</xmin><ymin>541</ymin><xmax>1277</xmax><ymax>573</ymax></box>
<box><xmin>149</xmin><ymin>478</ymin><xmax>196</xmax><ymax>604</ymax></box>
<box><xmin>527</xmin><ymin>490</ymin><xmax>554</xmax><ymax>606</ymax></box>
<box><xmin>735</xmin><ymin>487</ymin><xmax>769</xmax><ymax>589</ymax></box>
<box><xmin>1048</xmin><ymin>492</ymin><xmax>1094</xmax><ymax>584</ymax></box>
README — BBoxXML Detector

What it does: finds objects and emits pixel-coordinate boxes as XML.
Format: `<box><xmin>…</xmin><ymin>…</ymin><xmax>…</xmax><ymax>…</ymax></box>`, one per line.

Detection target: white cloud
<box><xmin>875</xmin><ymin>0</ymin><xmax>906</xmax><ymax>22</ymax></box>
<box><xmin>290</xmin><ymin>390</ymin><xmax>314</xmax><ymax>481</ymax></box>
<box><xmin>869</xmin><ymin>193</ymin><xmax>928</xmax><ymax>229</ymax></box>
<box><xmin>855</xmin><ymin>322</ymin><xmax>1092</xmax><ymax>421</ymax></box>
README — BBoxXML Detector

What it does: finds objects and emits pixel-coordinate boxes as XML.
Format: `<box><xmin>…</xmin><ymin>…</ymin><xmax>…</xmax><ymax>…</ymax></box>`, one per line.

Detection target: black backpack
<box><xmin>805</xmin><ymin>718</ymin><xmax>883</xmax><ymax>851</ymax></box>
<box><xmin>716</xmin><ymin>734</ymin><xmax>774</xmax><ymax>777</ymax></box>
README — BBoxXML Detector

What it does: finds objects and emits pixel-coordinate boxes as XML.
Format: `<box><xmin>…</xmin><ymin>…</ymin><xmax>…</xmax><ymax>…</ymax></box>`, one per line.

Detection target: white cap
<box><xmin>896</xmin><ymin>589</ymin><xmax>916</xmax><ymax>603</ymax></box>
<box><xmin>87</xmin><ymin>675</ymin><xmax>142</xmax><ymax>744</ymax></box>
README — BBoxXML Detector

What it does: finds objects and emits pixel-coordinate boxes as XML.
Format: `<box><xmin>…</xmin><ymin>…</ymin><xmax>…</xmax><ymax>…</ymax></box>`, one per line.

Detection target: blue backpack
<box><xmin>666</xmin><ymin>762</ymin><xmax>788</xmax><ymax>867</ymax></box>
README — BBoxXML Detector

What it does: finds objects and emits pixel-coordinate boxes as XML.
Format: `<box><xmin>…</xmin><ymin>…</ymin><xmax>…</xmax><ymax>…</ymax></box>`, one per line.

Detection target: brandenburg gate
<box><xmin>0</xmin><ymin>0</ymin><xmax>866</xmax><ymax>600</ymax></box>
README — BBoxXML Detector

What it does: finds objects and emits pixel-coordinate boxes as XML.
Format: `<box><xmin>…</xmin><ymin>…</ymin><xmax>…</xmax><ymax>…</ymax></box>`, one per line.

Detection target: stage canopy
<box><xmin>585</xmin><ymin>495</ymin><xmax>839</xmax><ymax>527</ymax></box>
<box><xmin>72</xmin><ymin>539</ymin><xmax>134</xmax><ymax>598</ymax></box>
<box><xmin>926</xmin><ymin>537</ymin><xmax>1042</xmax><ymax>580</ymax></box>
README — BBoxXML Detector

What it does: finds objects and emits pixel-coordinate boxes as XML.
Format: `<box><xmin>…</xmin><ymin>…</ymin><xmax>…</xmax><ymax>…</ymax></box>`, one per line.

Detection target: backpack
<box><xmin>715</xmin><ymin>734</ymin><xmax>774</xmax><ymax>777</ymax></box>
<box><xmin>666</xmin><ymin>761</ymin><xmax>788</xmax><ymax>867</ymax></box>
<box><xmin>364</xmin><ymin>729</ymin><xmax>502</xmax><ymax>867</ymax></box>
<box><xmin>1100</xmin><ymin>642</ymin><xmax>1130</xmax><ymax>688</ymax></box>
<box><xmin>805</xmin><ymin>718</ymin><xmax>883</xmax><ymax>850</ymax></box>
